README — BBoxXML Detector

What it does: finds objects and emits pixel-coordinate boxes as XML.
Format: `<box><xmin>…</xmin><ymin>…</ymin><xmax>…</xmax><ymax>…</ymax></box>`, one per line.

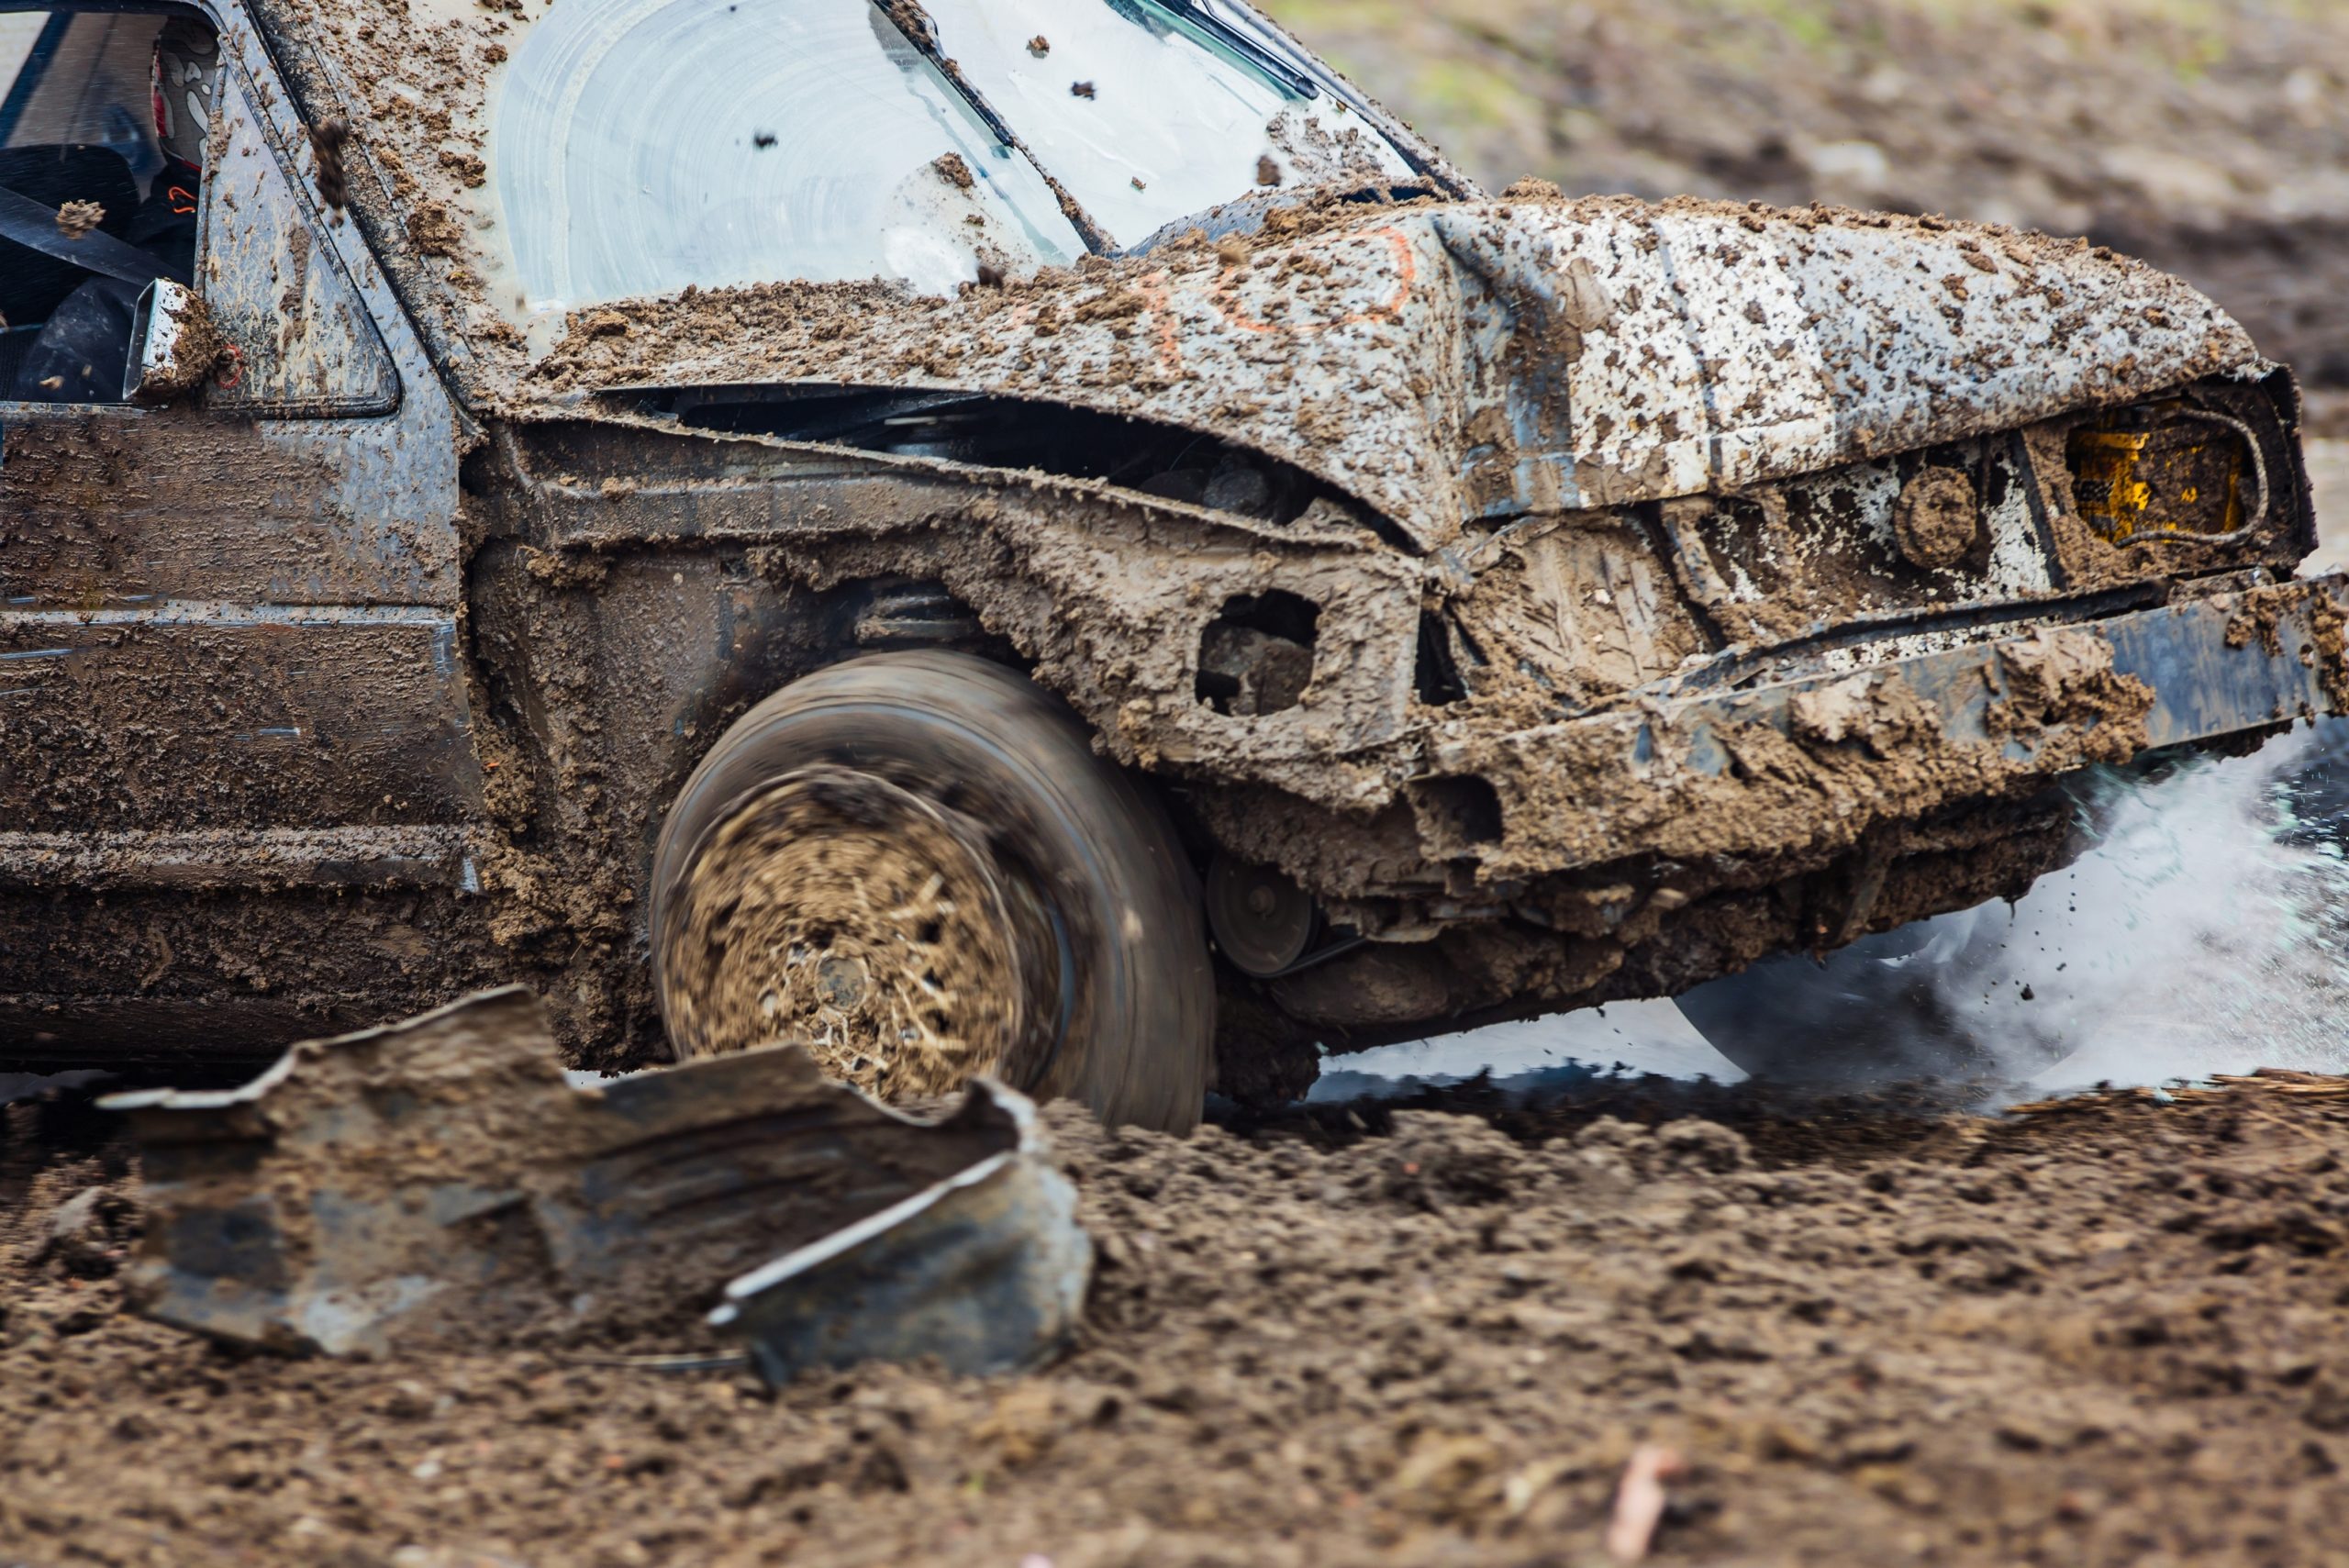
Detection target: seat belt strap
<box><xmin>0</xmin><ymin>183</ymin><xmax>191</xmax><ymax>287</ymax></box>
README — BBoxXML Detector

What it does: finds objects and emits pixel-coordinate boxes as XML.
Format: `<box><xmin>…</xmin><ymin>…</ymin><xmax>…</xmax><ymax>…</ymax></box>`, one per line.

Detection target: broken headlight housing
<box><xmin>2066</xmin><ymin>399</ymin><xmax>2267</xmax><ymax>547</ymax></box>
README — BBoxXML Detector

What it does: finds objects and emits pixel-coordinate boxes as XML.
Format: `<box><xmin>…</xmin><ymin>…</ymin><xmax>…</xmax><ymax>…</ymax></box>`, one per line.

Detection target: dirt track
<box><xmin>9</xmin><ymin>1075</ymin><xmax>2349</xmax><ymax>1566</ymax></box>
<box><xmin>9</xmin><ymin>6</ymin><xmax>2349</xmax><ymax>1563</ymax></box>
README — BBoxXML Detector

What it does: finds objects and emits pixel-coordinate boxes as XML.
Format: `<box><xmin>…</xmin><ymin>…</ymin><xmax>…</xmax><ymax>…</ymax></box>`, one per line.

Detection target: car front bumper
<box><xmin>1417</xmin><ymin>574</ymin><xmax>2349</xmax><ymax>884</ymax></box>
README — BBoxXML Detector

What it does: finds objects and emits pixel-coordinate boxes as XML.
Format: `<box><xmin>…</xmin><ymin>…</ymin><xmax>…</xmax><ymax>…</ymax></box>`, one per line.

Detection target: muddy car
<box><xmin>2</xmin><ymin>0</ymin><xmax>2341</xmax><ymax>1129</ymax></box>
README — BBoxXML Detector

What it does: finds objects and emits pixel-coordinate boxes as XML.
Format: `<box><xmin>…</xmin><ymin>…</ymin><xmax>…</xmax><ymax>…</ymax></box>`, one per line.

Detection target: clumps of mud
<box><xmin>659</xmin><ymin>771</ymin><xmax>1030</xmax><ymax>1097</ymax></box>
<box><xmin>51</xmin><ymin>199</ymin><xmax>105</xmax><ymax>239</ymax></box>
<box><xmin>9</xmin><ymin>1071</ymin><xmax>2349</xmax><ymax>1563</ymax></box>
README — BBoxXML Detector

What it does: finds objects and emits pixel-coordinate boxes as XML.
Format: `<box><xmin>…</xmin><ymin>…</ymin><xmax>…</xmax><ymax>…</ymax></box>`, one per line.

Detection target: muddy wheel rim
<box><xmin>658</xmin><ymin>765</ymin><xmax>1063</xmax><ymax>1100</ymax></box>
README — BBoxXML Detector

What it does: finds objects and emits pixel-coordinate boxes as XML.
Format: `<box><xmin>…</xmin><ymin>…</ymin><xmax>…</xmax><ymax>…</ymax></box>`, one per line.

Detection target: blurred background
<box><xmin>1264</xmin><ymin>0</ymin><xmax>2349</xmax><ymax>410</ymax></box>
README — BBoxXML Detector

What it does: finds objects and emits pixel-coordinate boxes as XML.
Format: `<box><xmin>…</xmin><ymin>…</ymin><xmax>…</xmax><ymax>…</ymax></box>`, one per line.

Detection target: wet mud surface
<box><xmin>9</xmin><ymin>1074</ymin><xmax>2349</xmax><ymax>1565</ymax></box>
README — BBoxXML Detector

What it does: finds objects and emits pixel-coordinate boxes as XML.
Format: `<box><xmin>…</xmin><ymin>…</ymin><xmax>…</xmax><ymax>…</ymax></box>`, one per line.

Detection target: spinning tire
<box><xmin>652</xmin><ymin>651</ymin><xmax>1212</xmax><ymax>1132</ymax></box>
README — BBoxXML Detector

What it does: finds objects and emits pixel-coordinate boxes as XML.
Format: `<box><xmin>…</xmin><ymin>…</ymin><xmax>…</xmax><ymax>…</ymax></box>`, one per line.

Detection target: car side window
<box><xmin>0</xmin><ymin>4</ymin><xmax>393</xmax><ymax>413</ymax></box>
<box><xmin>0</xmin><ymin>6</ymin><xmax>184</xmax><ymax>401</ymax></box>
<box><xmin>200</xmin><ymin>33</ymin><xmax>395</xmax><ymax>416</ymax></box>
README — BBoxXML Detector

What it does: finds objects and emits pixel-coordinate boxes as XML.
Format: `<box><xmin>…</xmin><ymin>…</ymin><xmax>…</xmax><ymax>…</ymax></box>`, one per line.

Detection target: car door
<box><xmin>0</xmin><ymin>0</ymin><xmax>487</xmax><ymax>1062</ymax></box>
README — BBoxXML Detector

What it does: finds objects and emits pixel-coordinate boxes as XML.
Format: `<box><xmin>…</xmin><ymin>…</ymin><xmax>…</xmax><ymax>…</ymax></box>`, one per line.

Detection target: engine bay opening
<box><xmin>1196</xmin><ymin>590</ymin><xmax>1320</xmax><ymax>717</ymax></box>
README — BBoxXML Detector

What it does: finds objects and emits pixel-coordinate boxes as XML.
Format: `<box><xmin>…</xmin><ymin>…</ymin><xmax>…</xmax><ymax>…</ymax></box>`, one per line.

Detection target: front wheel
<box><xmin>651</xmin><ymin>651</ymin><xmax>1213</xmax><ymax>1132</ymax></box>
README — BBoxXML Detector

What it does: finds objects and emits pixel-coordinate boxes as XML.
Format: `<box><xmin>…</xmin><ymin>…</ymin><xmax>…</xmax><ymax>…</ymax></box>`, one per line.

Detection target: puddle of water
<box><xmin>1309</xmin><ymin>1000</ymin><xmax>1737</xmax><ymax>1101</ymax></box>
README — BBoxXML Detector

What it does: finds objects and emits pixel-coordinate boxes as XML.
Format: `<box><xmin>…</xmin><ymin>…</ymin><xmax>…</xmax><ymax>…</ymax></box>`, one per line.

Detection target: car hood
<box><xmin>531</xmin><ymin>194</ymin><xmax>2264</xmax><ymax>551</ymax></box>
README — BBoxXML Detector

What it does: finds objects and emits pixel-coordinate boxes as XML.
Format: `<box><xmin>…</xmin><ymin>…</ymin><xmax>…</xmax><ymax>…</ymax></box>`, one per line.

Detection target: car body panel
<box><xmin>0</xmin><ymin>5</ymin><xmax>490</xmax><ymax>1060</ymax></box>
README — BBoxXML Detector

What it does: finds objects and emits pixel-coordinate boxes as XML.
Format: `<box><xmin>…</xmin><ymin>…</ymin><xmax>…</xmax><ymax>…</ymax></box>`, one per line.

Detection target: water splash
<box><xmin>1914</xmin><ymin>718</ymin><xmax>2349</xmax><ymax>1091</ymax></box>
<box><xmin>1319</xmin><ymin>718</ymin><xmax>2349</xmax><ymax>1098</ymax></box>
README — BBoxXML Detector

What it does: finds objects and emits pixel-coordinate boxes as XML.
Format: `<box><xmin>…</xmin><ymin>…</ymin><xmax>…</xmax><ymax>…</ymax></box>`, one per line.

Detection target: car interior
<box><xmin>0</xmin><ymin>7</ymin><xmax>175</xmax><ymax>397</ymax></box>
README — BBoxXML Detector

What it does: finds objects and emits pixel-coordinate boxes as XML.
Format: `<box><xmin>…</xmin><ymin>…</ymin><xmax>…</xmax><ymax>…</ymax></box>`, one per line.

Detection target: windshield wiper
<box><xmin>876</xmin><ymin>0</ymin><xmax>1116</xmax><ymax>252</ymax></box>
<box><xmin>1154</xmin><ymin>0</ymin><xmax>1319</xmax><ymax>99</ymax></box>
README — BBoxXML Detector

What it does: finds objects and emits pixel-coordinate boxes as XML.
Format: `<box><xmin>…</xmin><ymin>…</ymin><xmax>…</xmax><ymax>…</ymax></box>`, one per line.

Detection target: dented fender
<box><xmin>495</xmin><ymin>413</ymin><xmax>1427</xmax><ymax>803</ymax></box>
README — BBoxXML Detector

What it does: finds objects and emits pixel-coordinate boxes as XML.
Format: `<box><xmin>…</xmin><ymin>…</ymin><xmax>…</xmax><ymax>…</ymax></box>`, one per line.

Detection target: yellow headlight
<box><xmin>2067</xmin><ymin>401</ymin><xmax>2252</xmax><ymax>544</ymax></box>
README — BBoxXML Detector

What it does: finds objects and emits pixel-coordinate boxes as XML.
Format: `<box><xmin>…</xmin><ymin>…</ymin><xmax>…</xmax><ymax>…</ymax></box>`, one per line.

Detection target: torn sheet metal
<box><xmin>710</xmin><ymin>1116</ymin><xmax>1090</xmax><ymax>1383</ymax></box>
<box><xmin>106</xmin><ymin>986</ymin><xmax>1088</xmax><ymax>1366</ymax></box>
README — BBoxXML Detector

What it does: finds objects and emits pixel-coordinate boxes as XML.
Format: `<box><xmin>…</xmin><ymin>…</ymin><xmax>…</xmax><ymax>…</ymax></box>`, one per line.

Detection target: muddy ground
<box><xmin>8</xmin><ymin>1073</ymin><xmax>2349</xmax><ymax>1566</ymax></box>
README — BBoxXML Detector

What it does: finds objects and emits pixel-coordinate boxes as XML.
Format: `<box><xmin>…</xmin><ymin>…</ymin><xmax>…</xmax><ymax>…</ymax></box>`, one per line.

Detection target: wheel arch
<box><xmin>454</xmin><ymin>415</ymin><xmax>1423</xmax><ymax>1062</ymax></box>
